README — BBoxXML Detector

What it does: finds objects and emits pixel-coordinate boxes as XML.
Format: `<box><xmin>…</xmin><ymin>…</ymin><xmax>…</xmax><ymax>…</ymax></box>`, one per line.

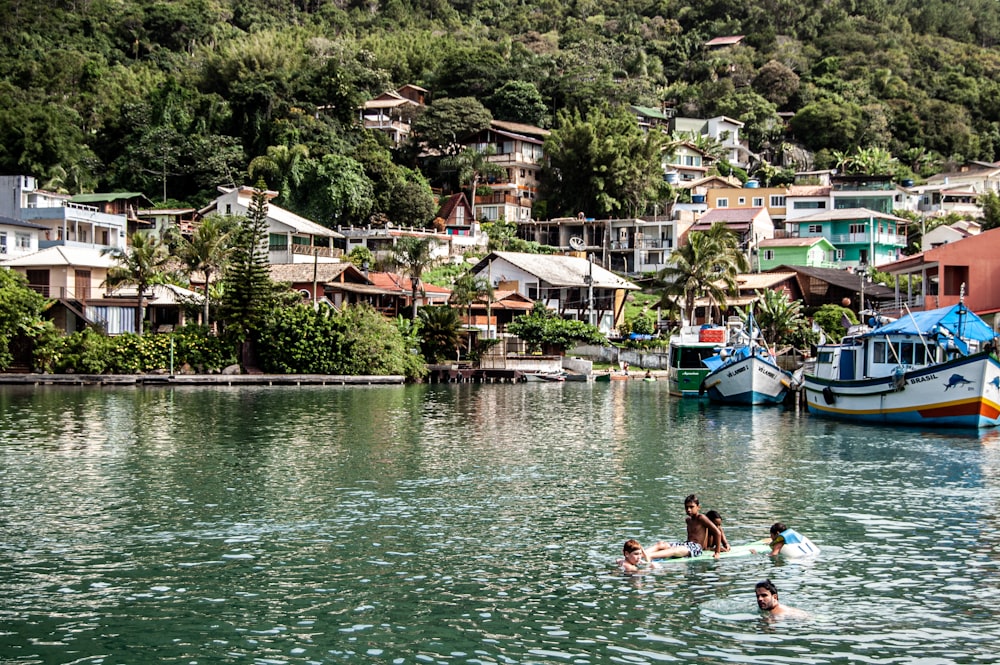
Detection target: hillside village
<box><xmin>3</xmin><ymin>81</ymin><xmax>1000</xmax><ymax>358</ymax></box>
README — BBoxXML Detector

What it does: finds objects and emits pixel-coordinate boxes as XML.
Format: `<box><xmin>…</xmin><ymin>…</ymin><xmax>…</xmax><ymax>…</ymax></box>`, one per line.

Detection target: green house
<box><xmin>785</xmin><ymin>208</ymin><xmax>907</xmax><ymax>268</ymax></box>
<box><xmin>758</xmin><ymin>236</ymin><xmax>837</xmax><ymax>271</ymax></box>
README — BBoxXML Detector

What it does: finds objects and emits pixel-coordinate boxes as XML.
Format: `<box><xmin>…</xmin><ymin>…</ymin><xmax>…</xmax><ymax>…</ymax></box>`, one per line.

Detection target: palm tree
<box><xmin>418</xmin><ymin>305</ymin><xmax>463</xmax><ymax>362</ymax></box>
<box><xmin>450</xmin><ymin>272</ymin><xmax>493</xmax><ymax>353</ymax></box>
<box><xmin>440</xmin><ymin>146</ymin><xmax>506</xmax><ymax>218</ymax></box>
<box><xmin>102</xmin><ymin>233</ymin><xmax>172</xmax><ymax>336</ymax></box>
<box><xmin>749</xmin><ymin>289</ymin><xmax>806</xmax><ymax>347</ymax></box>
<box><xmin>391</xmin><ymin>236</ymin><xmax>436</xmax><ymax>318</ymax></box>
<box><xmin>171</xmin><ymin>215</ymin><xmax>235</xmax><ymax>326</ymax></box>
<box><xmin>248</xmin><ymin>143</ymin><xmax>310</xmax><ymax>201</ymax></box>
<box><xmin>656</xmin><ymin>223</ymin><xmax>747</xmax><ymax>325</ymax></box>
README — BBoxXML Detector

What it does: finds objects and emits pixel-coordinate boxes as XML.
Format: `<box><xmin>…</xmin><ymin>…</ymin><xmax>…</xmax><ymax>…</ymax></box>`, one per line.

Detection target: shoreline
<box><xmin>0</xmin><ymin>373</ymin><xmax>406</xmax><ymax>386</ymax></box>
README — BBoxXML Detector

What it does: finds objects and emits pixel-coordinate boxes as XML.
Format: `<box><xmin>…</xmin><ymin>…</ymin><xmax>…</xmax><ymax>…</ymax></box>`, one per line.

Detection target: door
<box><xmin>839</xmin><ymin>349</ymin><xmax>856</xmax><ymax>380</ymax></box>
<box><xmin>75</xmin><ymin>270</ymin><xmax>91</xmax><ymax>300</ymax></box>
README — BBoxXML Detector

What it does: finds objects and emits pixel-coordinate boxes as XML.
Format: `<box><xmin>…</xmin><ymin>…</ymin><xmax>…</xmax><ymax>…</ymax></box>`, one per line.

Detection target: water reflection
<box><xmin>2</xmin><ymin>382</ymin><xmax>999</xmax><ymax>663</ymax></box>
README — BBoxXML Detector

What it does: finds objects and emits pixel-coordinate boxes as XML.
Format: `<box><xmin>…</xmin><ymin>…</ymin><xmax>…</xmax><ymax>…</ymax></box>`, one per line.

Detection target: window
<box><xmin>0</xmin><ymin>232</ymin><xmax>6</xmax><ymax>254</ymax></box>
<box><xmin>770</xmin><ymin>195</ymin><xmax>786</xmax><ymax>207</ymax></box>
<box><xmin>717</xmin><ymin>198</ymin><xmax>729</xmax><ymax>208</ymax></box>
<box><xmin>873</xmin><ymin>341</ymin><xmax>887</xmax><ymax>363</ymax></box>
<box><xmin>753</xmin><ymin>197</ymin><xmax>764</xmax><ymax>207</ymax></box>
<box><xmin>527</xmin><ymin>282</ymin><xmax>539</xmax><ymax>300</ymax></box>
<box><xmin>794</xmin><ymin>201</ymin><xmax>826</xmax><ymax>209</ymax></box>
<box><xmin>835</xmin><ymin>249</ymin><xmax>845</xmax><ymax>260</ymax></box>
<box><xmin>16</xmin><ymin>232</ymin><xmax>30</xmax><ymax>249</ymax></box>
<box><xmin>738</xmin><ymin>197</ymin><xmax>746</xmax><ymax>205</ymax></box>
<box><xmin>849</xmin><ymin>223</ymin><xmax>867</xmax><ymax>234</ymax></box>
<box><xmin>943</xmin><ymin>265</ymin><xmax>969</xmax><ymax>296</ymax></box>
<box><xmin>808</xmin><ymin>225</ymin><xmax>823</xmax><ymax>233</ymax></box>
<box><xmin>762</xmin><ymin>249</ymin><xmax>774</xmax><ymax>260</ymax></box>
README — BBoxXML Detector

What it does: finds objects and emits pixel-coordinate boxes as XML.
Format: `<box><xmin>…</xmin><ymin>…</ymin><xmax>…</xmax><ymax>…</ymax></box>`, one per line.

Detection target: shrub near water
<box><xmin>256</xmin><ymin>303</ymin><xmax>427</xmax><ymax>380</ymax></box>
<box><xmin>41</xmin><ymin>325</ymin><xmax>235</xmax><ymax>374</ymax></box>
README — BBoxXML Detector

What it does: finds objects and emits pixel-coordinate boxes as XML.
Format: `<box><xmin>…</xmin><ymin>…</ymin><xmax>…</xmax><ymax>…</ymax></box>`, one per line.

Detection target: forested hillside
<box><xmin>3</xmin><ymin>0</ymin><xmax>1000</xmax><ymax>223</ymax></box>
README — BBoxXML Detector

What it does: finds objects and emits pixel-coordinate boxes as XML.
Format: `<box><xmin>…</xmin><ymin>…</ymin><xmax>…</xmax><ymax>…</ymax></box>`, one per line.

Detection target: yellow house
<box><xmin>705</xmin><ymin>184</ymin><xmax>788</xmax><ymax>224</ymax></box>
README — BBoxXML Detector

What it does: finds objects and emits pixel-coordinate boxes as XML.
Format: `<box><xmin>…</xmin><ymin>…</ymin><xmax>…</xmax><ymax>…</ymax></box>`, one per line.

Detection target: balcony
<box><xmin>828</xmin><ymin>232</ymin><xmax>905</xmax><ymax>246</ymax></box>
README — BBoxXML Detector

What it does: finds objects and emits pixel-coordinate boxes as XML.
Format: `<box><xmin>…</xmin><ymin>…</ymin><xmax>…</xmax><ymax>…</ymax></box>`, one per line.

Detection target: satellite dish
<box><xmin>569</xmin><ymin>236</ymin><xmax>586</xmax><ymax>251</ymax></box>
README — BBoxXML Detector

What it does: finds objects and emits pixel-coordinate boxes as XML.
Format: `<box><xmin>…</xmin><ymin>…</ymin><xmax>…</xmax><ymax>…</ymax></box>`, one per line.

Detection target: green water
<box><xmin>2</xmin><ymin>382</ymin><xmax>999</xmax><ymax>664</ymax></box>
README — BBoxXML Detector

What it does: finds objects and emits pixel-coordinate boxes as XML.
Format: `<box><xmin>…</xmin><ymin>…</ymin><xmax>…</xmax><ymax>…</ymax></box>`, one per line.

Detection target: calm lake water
<box><xmin>2</xmin><ymin>381</ymin><xmax>999</xmax><ymax>664</ymax></box>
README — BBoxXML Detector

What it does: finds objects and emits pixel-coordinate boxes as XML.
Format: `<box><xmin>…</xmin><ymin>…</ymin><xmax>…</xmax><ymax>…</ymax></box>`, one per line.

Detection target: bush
<box><xmin>37</xmin><ymin>325</ymin><xmax>236</xmax><ymax>374</ymax></box>
<box><xmin>255</xmin><ymin>303</ymin><xmax>427</xmax><ymax>380</ymax></box>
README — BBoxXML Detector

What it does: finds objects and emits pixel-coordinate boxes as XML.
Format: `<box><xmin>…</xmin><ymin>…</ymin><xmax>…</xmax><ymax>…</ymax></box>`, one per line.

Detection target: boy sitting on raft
<box><xmin>642</xmin><ymin>494</ymin><xmax>725</xmax><ymax>560</ymax></box>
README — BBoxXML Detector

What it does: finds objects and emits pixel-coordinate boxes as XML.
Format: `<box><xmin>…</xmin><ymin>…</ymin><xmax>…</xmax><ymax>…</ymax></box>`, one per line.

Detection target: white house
<box><xmin>469</xmin><ymin>251</ymin><xmax>639</xmax><ymax>333</ymax></box>
<box><xmin>922</xmin><ymin>219</ymin><xmax>981</xmax><ymax>251</ymax></box>
<box><xmin>0</xmin><ymin>216</ymin><xmax>47</xmax><ymax>259</ymax></box>
<box><xmin>199</xmin><ymin>186</ymin><xmax>344</xmax><ymax>264</ymax></box>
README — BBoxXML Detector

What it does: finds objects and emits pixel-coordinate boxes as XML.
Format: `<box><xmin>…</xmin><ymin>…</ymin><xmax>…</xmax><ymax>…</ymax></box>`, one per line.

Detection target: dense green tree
<box><xmin>0</xmin><ymin>268</ymin><xmax>49</xmax><ymax>371</ymax></box>
<box><xmin>410</xmin><ymin>97</ymin><xmax>494</xmax><ymax>157</ymax></box>
<box><xmin>506</xmin><ymin>302</ymin><xmax>606</xmax><ymax>354</ymax></box>
<box><xmin>248</xmin><ymin>143</ymin><xmax>310</xmax><ymax>203</ymax></box>
<box><xmin>980</xmin><ymin>190</ymin><xmax>1000</xmax><ymax>231</ymax></box>
<box><xmin>789</xmin><ymin>98</ymin><xmax>864</xmax><ymax>152</ymax></box>
<box><xmin>433</xmin><ymin>47</ymin><xmax>511</xmax><ymax>99</ymax></box>
<box><xmin>102</xmin><ymin>233</ymin><xmax>172</xmax><ymax>336</ymax></box>
<box><xmin>752</xmin><ymin>60</ymin><xmax>801</xmax><ymax>108</ymax></box>
<box><xmin>485</xmin><ymin>80</ymin><xmax>548</xmax><ymax>126</ymax></box>
<box><xmin>293</xmin><ymin>154</ymin><xmax>375</xmax><ymax>226</ymax></box>
<box><xmin>541</xmin><ymin>106</ymin><xmax>665</xmax><ymax>218</ymax></box>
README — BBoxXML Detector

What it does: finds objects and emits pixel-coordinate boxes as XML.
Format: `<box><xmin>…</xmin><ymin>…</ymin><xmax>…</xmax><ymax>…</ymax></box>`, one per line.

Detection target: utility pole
<box><xmin>586</xmin><ymin>253</ymin><xmax>595</xmax><ymax>327</ymax></box>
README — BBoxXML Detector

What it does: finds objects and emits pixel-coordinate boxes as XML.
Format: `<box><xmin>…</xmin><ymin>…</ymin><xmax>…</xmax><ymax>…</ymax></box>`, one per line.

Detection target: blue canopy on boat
<box><xmin>865</xmin><ymin>304</ymin><xmax>996</xmax><ymax>343</ymax></box>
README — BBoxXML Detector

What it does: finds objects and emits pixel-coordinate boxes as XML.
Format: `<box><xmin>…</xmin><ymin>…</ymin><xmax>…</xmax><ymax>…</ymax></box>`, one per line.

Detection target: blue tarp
<box><xmin>865</xmin><ymin>304</ymin><xmax>996</xmax><ymax>343</ymax></box>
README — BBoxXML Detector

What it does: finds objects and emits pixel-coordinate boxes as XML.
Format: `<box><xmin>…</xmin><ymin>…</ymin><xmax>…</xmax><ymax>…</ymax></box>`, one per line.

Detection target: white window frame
<box><xmin>717</xmin><ymin>198</ymin><xmax>729</xmax><ymax>208</ymax></box>
<box><xmin>753</xmin><ymin>197</ymin><xmax>764</xmax><ymax>207</ymax></box>
<box><xmin>770</xmin><ymin>195</ymin><xmax>786</xmax><ymax>207</ymax></box>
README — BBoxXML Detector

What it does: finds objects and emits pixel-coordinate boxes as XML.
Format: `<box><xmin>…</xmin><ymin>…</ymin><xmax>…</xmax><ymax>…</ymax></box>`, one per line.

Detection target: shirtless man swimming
<box><xmin>641</xmin><ymin>494</ymin><xmax>724</xmax><ymax>560</ymax></box>
<box><xmin>755</xmin><ymin>579</ymin><xmax>809</xmax><ymax>619</ymax></box>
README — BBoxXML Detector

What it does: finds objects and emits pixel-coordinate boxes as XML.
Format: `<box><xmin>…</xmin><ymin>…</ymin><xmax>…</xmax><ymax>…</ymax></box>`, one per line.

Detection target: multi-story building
<box><xmin>516</xmin><ymin>213</ymin><xmax>687</xmax><ymax>275</ymax></box>
<box><xmin>359</xmin><ymin>84</ymin><xmax>427</xmax><ymax>146</ymax></box>
<box><xmin>464</xmin><ymin>120</ymin><xmax>548</xmax><ymax>223</ymax></box>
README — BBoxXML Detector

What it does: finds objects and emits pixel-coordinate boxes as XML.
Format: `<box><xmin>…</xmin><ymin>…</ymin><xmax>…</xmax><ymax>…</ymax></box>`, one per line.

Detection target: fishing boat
<box><xmin>699</xmin><ymin>315</ymin><xmax>797</xmax><ymax>405</ymax></box>
<box><xmin>801</xmin><ymin>302</ymin><xmax>1000</xmax><ymax>428</ymax></box>
<box><xmin>667</xmin><ymin>323</ymin><xmax>728</xmax><ymax>397</ymax></box>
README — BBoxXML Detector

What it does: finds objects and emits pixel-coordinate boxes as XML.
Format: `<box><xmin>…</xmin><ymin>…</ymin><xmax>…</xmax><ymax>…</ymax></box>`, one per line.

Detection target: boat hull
<box><xmin>703</xmin><ymin>354</ymin><xmax>792</xmax><ymax>405</ymax></box>
<box><xmin>803</xmin><ymin>352</ymin><xmax>1000</xmax><ymax>428</ymax></box>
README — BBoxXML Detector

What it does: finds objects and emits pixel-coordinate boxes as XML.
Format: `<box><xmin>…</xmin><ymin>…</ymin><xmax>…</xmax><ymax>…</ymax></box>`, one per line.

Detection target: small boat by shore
<box><xmin>667</xmin><ymin>324</ymin><xmax>728</xmax><ymax>397</ymax></box>
<box><xmin>699</xmin><ymin>315</ymin><xmax>798</xmax><ymax>405</ymax></box>
<box><xmin>523</xmin><ymin>371</ymin><xmax>566</xmax><ymax>382</ymax></box>
<box><xmin>802</xmin><ymin>302</ymin><xmax>1000</xmax><ymax>428</ymax></box>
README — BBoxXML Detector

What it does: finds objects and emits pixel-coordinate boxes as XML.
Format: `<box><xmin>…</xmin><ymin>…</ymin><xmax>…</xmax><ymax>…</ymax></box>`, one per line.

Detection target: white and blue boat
<box><xmin>699</xmin><ymin>314</ymin><xmax>797</xmax><ymax>405</ymax></box>
<box><xmin>802</xmin><ymin>301</ymin><xmax>1000</xmax><ymax>428</ymax></box>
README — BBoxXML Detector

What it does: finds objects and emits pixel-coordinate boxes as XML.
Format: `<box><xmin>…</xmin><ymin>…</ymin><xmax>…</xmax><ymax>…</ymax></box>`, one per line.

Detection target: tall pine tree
<box><xmin>220</xmin><ymin>182</ymin><xmax>279</xmax><ymax>344</ymax></box>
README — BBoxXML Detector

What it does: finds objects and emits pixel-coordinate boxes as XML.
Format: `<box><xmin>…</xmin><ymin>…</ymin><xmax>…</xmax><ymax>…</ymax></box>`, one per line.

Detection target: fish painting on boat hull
<box><xmin>803</xmin><ymin>352</ymin><xmax>1000</xmax><ymax>428</ymax></box>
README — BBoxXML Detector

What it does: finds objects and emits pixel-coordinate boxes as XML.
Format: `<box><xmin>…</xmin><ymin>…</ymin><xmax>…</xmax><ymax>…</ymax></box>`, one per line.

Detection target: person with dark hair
<box><xmin>705</xmin><ymin>510</ymin><xmax>731</xmax><ymax>553</ymax></box>
<box><xmin>755</xmin><ymin>579</ymin><xmax>807</xmax><ymax>618</ymax></box>
<box><xmin>766</xmin><ymin>522</ymin><xmax>820</xmax><ymax>557</ymax></box>
<box><xmin>642</xmin><ymin>494</ymin><xmax>724</xmax><ymax>560</ymax></box>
